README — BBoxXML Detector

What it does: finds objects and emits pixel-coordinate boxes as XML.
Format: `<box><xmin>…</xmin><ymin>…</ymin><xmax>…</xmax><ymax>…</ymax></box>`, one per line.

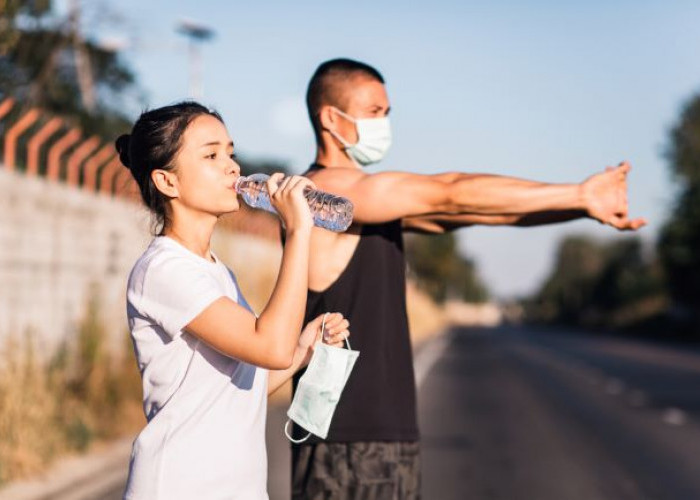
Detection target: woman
<box><xmin>116</xmin><ymin>102</ymin><xmax>349</xmax><ymax>499</ymax></box>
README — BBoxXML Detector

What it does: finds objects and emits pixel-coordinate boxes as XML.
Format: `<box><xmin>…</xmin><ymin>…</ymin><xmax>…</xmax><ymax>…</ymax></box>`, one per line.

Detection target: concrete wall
<box><xmin>0</xmin><ymin>167</ymin><xmax>281</xmax><ymax>356</ymax></box>
<box><xmin>0</xmin><ymin>167</ymin><xmax>151</xmax><ymax>353</ymax></box>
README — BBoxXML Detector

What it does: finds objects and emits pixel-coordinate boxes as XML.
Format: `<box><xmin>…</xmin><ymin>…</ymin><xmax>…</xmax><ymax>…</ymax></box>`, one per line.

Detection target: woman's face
<box><xmin>171</xmin><ymin>114</ymin><xmax>241</xmax><ymax>216</ymax></box>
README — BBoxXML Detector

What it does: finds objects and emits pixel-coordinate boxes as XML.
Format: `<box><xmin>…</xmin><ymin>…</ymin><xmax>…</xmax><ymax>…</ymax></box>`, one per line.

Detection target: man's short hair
<box><xmin>306</xmin><ymin>58</ymin><xmax>385</xmax><ymax>140</ymax></box>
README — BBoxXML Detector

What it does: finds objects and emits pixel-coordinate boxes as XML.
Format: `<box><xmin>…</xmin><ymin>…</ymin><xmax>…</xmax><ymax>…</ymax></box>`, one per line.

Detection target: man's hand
<box><xmin>581</xmin><ymin>161</ymin><xmax>647</xmax><ymax>231</ymax></box>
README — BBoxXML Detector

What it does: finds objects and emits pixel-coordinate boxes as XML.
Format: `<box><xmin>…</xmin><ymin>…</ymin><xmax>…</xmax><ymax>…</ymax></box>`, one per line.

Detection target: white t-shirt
<box><xmin>123</xmin><ymin>236</ymin><xmax>269</xmax><ymax>500</ymax></box>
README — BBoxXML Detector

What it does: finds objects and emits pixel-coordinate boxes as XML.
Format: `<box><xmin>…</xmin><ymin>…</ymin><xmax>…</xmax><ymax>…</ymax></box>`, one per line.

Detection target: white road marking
<box><xmin>662</xmin><ymin>408</ymin><xmax>688</xmax><ymax>426</ymax></box>
<box><xmin>414</xmin><ymin>335</ymin><xmax>450</xmax><ymax>389</ymax></box>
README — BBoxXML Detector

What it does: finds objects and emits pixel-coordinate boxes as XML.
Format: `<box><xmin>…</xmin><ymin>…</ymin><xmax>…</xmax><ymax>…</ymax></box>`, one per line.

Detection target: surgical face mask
<box><xmin>328</xmin><ymin>107</ymin><xmax>392</xmax><ymax>167</ymax></box>
<box><xmin>284</xmin><ymin>316</ymin><xmax>360</xmax><ymax>443</ymax></box>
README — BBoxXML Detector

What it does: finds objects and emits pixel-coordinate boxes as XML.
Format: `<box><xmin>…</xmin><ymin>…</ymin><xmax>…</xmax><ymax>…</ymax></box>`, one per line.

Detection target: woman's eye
<box><xmin>229</xmin><ymin>153</ymin><xmax>237</xmax><ymax>160</ymax></box>
<box><xmin>205</xmin><ymin>152</ymin><xmax>216</xmax><ymax>159</ymax></box>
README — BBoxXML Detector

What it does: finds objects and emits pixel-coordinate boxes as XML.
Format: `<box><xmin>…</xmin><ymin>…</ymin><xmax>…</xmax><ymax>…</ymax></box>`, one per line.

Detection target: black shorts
<box><xmin>291</xmin><ymin>441</ymin><xmax>421</xmax><ymax>500</ymax></box>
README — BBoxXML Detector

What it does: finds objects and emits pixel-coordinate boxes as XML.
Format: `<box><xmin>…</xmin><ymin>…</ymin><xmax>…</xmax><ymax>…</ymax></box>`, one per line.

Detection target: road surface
<box><xmin>12</xmin><ymin>324</ymin><xmax>700</xmax><ymax>500</ymax></box>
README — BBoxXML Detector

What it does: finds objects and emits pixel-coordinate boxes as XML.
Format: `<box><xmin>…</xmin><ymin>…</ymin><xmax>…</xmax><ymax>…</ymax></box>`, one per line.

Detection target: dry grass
<box><xmin>0</xmin><ymin>297</ymin><xmax>144</xmax><ymax>485</ymax></box>
<box><xmin>406</xmin><ymin>281</ymin><xmax>449</xmax><ymax>345</ymax></box>
<box><xmin>211</xmin><ymin>230</ymin><xmax>282</xmax><ymax>314</ymax></box>
<box><xmin>0</xmin><ymin>230</ymin><xmax>450</xmax><ymax>483</ymax></box>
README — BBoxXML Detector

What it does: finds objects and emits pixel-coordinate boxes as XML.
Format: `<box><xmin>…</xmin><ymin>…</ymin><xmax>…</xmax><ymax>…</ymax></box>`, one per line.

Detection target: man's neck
<box><xmin>314</xmin><ymin>140</ymin><xmax>361</xmax><ymax>170</ymax></box>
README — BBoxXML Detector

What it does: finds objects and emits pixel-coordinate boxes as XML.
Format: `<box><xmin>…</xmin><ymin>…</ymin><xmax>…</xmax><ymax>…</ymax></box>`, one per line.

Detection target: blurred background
<box><xmin>1</xmin><ymin>1</ymin><xmax>700</xmax><ymax>499</ymax></box>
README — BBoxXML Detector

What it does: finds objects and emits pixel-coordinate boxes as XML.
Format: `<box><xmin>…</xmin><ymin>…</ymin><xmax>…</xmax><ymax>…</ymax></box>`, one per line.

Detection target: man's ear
<box><xmin>318</xmin><ymin>105</ymin><xmax>339</xmax><ymax>133</ymax></box>
<box><xmin>151</xmin><ymin>169</ymin><xmax>179</xmax><ymax>198</ymax></box>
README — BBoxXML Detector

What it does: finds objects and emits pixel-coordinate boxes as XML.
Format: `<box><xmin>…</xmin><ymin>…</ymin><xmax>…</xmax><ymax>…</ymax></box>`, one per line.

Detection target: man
<box><xmin>290</xmin><ymin>58</ymin><xmax>645</xmax><ymax>499</ymax></box>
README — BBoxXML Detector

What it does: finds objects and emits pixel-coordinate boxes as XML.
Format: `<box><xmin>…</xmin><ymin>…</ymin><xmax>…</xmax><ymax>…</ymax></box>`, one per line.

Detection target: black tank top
<box><xmin>291</xmin><ymin>166</ymin><xmax>419</xmax><ymax>442</ymax></box>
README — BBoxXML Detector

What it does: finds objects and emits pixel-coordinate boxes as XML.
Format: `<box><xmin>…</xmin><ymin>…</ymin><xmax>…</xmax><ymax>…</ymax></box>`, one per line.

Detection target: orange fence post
<box><xmin>128</xmin><ymin>178</ymin><xmax>141</xmax><ymax>203</ymax></box>
<box><xmin>99</xmin><ymin>157</ymin><xmax>122</xmax><ymax>195</ymax></box>
<box><xmin>0</xmin><ymin>98</ymin><xmax>15</xmax><ymax>121</ymax></box>
<box><xmin>66</xmin><ymin>136</ymin><xmax>100</xmax><ymax>186</ymax></box>
<box><xmin>4</xmin><ymin>108</ymin><xmax>40</xmax><ymax>171</ymax></box>
<box><xmin>113</xmin><ymin>168</ymin><xmax>132</xmax><ymax>198</ymax></box>
<box><xmin>27</xmin><ymin>117</ymin><xmax>63</xmax><ymax>176</ymax></box>
<box><xmin>83</xmin><ymin>146</ymin><xmax>115</xmax><ymax>192</ymax></box>
<box><xmin>46</xmin><ymin>128</ymin><xmax>81</xmax><ymax>181</ymax></box>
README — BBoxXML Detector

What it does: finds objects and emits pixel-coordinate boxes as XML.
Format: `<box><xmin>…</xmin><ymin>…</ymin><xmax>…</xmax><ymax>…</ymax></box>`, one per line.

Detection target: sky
<box><xmin>59</xmin><ymin>0</ymin><xmax>700</xmax><ymax>298</ymax></box>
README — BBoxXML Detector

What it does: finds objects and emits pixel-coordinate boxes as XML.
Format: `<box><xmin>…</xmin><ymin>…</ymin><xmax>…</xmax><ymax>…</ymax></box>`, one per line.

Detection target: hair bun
<box><xmin>115</xmin><ymin>134</ymin><xmax>132</xmax><ymax>168</ymax></box>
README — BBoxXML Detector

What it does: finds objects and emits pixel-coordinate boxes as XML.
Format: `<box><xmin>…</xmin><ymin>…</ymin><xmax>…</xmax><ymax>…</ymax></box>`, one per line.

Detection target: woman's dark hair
<box><xmin>115</xmin><ymin>101</ymin><xmax>223</xmax><ymax>233</ymax></box>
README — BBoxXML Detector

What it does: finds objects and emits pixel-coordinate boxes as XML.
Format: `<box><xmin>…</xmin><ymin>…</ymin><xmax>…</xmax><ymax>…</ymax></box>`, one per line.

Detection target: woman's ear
<box><xmin>151</xmin><ymin>169</ymin><xmax>179</xmax><ymax>198</ymax></box>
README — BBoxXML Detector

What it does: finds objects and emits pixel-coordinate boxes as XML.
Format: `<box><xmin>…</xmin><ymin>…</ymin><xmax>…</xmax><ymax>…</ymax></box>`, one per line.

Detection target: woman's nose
<box><xmin>228</xmin><ymin>159</ymin><xmax>241</xmax><ymax>176</ymax></box>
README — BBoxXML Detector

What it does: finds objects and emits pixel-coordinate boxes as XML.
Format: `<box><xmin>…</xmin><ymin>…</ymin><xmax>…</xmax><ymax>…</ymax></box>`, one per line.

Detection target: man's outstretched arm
<box><xmin>312</xmin><ymin>162</ymin><xmax>646</xmax><ymax>230</ymax></box>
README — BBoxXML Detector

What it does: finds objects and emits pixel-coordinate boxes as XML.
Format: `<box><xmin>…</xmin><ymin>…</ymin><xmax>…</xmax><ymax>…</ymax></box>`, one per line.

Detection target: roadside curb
<box><xmin>0</xmin><ymin>330</ymin><xmax>454</xmax><ymax>500</ymax></box>
<box><xmin>0</xmin><ymin>437</ymin><xmax>133</xmax><ymax>500</ymax></box>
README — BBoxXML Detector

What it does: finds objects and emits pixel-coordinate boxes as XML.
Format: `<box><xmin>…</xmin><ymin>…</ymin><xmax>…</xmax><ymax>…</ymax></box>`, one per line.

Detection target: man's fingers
<box><xmin>616</xmin><ymin>161</ymin><xmax>631</xmax><ymax>174</ymax></box>
<box><xmin>628</xmin><ymin>217</ymin><xmax>648</xmax><ymax>230</ymax></box>
<box><xmin>609</xmin><ymin>216</ymin><xmax>647</xmax><ymax>231</ymax></box>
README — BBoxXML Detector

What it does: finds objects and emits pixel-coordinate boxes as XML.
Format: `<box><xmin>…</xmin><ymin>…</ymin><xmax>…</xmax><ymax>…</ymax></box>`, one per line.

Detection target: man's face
<box><xmin>332</xmin><ymin>76</ymin><xmax>390</xmax><ymax>145</ymax></box>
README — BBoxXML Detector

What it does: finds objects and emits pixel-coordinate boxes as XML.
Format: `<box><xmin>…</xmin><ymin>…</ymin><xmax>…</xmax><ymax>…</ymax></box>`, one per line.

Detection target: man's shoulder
<box><xmin>305</xmin><ymin>166</ymin><xmax>369</xmax><ymax>191</ymax></box>
<box><xmin>306</xmin><ymin>166</ymin><xmax>366</xmax><ymax>179</ymax></box>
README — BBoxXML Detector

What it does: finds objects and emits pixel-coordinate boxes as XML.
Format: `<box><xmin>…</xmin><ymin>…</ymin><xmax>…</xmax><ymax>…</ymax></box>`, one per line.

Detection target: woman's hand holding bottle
<box><xmin>266</xmin><ymin>173</ymin><xmax>315</xmax><ymax>234</ymax></box>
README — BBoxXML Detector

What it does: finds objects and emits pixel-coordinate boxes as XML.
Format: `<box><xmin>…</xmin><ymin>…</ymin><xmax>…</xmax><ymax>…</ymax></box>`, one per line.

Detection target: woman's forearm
<box><xmin>255</xmin><ymin>228</ymin><xmax>310</xmax><ymax>366</ymax></box>
<box><xmin>268</xmin><ymin>344</ymin><xmax>308</xmax><ymax>395</ymax></box>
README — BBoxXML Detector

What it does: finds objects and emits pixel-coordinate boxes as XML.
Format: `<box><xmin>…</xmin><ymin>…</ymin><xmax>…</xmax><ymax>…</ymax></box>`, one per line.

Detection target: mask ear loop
<box><xmin>285</xmin><ymin>420</ymin><xmax>311</xmax><ymax>443</ymax></box>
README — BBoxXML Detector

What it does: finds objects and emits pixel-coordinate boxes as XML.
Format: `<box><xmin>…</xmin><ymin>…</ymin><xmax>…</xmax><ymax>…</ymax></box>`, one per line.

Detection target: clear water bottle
<box><xmin>235</xmin><ymin>173</ymin><xmax>354</xmax><ymax>232</ymax></box>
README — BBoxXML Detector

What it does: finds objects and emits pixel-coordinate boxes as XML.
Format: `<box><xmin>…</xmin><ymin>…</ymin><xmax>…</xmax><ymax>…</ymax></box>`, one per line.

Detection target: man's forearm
<box><xmin>441</xmin><ymin>173</ymin><xmax>586</xmax><ymax>215</ymax></box>
<box><xmin>403</xmin><ymin>210</ymin><xmax>588</xmax><ymax>234</ymax></box>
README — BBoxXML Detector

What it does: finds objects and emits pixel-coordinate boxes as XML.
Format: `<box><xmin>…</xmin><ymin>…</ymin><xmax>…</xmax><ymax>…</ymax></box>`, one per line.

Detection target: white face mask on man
<box><xmin>328</xmin><ymin>107</ymin><xmax>392</xmax><ymax>167</ymax></box>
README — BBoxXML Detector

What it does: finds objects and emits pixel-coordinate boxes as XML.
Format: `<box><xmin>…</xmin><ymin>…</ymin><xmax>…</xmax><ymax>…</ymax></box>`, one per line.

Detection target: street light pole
<box><xmin>176</xmin><ymin>20</ymin><xmax>215</xmax><ymax>100</ymax></box>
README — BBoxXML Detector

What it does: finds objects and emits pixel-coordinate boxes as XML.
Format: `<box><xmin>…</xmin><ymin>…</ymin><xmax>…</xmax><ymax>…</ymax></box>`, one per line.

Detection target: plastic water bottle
<box><xmin>235</xmin><ymin>173</ymin><xmax>354</xmax><ymax>232</ymax></box>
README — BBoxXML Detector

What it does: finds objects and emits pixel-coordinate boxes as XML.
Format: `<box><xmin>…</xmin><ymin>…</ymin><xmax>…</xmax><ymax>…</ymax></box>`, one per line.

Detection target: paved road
<box><xmin>14</xmin><ymin>324</ymin><xmax>700</xmax><ymax>500</ymax></box>
<box><xmin>420</xmin><ymin>325</ymin><xmax>700</xmax><ymax>500</ymax></box>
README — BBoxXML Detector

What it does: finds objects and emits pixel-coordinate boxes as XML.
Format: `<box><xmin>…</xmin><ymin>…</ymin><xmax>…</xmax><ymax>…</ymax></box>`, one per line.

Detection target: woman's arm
<box><xmin>186</xmin><ymin>175</ymin><xmax>315</xmax><ymax>370</ymax></box>
<box><xmin>268</xmin><ymin>312</ymin><xmax>350</xmax><ymax>395</ymax></box>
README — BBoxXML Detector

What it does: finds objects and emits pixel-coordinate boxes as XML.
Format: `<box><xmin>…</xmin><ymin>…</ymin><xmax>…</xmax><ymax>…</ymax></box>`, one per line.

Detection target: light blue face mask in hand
<box><xmin>284</xmin><ymin>314</ymin><xmax>360</xmax><ymax>443</ymax></box>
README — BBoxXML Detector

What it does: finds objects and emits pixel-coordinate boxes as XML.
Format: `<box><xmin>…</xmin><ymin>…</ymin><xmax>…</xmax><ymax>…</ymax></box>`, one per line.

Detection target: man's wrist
<box><xmin>576</xmin><ymin>182</ymin><xmax>591</xmax><ymax>213</ymax></box>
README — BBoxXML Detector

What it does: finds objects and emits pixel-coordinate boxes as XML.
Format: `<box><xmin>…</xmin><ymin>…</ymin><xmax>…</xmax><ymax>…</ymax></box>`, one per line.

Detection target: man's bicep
<box><xmin>339</xmin><ymin>172</ymin><xmax>450</xmax><ymax>224</ymax></box>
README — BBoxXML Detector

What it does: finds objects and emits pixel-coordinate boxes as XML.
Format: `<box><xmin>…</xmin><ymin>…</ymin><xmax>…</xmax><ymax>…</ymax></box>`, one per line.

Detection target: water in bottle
<box><xmin>235</xmin><ymin>173</ymin><xmax>354</xmax><ymax>232</ymax></box>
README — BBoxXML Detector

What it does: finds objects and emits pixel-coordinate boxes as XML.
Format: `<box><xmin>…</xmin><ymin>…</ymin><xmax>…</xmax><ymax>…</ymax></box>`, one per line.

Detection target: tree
<box><xmin>405</xmin><ymin>232</ymin><xmax>489</xmax><ymax>304</ymax></box>
<box><xmin>659</xmin><ymin>92</ymin><xmax>700</xmax><ymax>330</ymax></box>
<box><xmin>0</xmin><ymin>0</ymin><xmax>136</xmax><ymax>138</ymax></box>
<box><xmin>528</xmin><ymin>234</ymin><xmax>666</xmax><ymax>328</ymax></box>
<box><xmin>529</xmin><ymin>235</ymin><xmax>605</xmax><ymax>323</ymax></box>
